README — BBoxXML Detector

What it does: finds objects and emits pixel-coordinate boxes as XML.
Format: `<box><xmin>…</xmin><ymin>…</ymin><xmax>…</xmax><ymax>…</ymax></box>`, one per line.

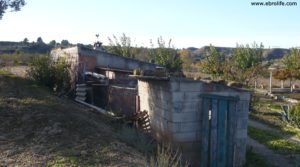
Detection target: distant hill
<box><xmin>0</xmin><ymin>41</ymin><xmax>77</xmax><ymax>54</ymax></box>
<box><xmin>263</xmin><ymin>48</ymin><xmax>290</xmax><ymax>60</ymax></box>
<box><xmin>0</xmin><ymin>41</ymin><xmax>291</xmax><ymax>62</ymax></box>
<box><xmin>186</xmin><ymin>46</ymin><xmax>290</xmax><ymax>61</ymax></box>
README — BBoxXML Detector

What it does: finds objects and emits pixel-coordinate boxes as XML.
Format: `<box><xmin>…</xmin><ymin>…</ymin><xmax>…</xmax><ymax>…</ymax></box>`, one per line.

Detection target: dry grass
<box><xmin>0</xmin><ymin>70</ymin><xmax>147</xmax><ymax>166</ymax></box>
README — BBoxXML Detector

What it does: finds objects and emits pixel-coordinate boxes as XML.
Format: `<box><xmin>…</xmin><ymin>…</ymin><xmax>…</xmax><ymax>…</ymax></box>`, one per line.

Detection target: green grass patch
<box><xmin>281</xmin><ymin>126</ymin><xmax>300</xmax><ymax>139</ymax></box>
<box><xmin>47</xmin><ymin>156</ymin><xmax>79</xmax><ymax>167</ymax></box>
<box><xmin>268</xmin><ymin>104</ymin><xmax>282</xmax><ymax>111</ymax></box>
<box><xmin>248</xmin><ymin>126</ymin><xmax>300</xmax><ymax>154</ymax></box>
<box><xmin>245</xmin><ymin>148</ymin><xmax>273</xmax><ymax>167</ymax></box>
<box><xmin>0</xmin><ymin>69</ymin><xmax>15</xmax><ymax>77</ymax></box>
<box><xmin>249</xmin><ymin>111</ymin><xmax>284</xmax><ymax>128</ymax></box>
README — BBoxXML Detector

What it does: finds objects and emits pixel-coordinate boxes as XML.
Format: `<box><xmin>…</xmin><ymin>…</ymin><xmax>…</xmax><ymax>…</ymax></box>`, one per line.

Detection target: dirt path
<box><xmin>247</xmin><ymin>137</ymin><xmax>299</xmax><ymax>167</ymax></box>
<box><xmin>248</xmin><ymin>119</ymin><xmax>300</xmax><ymax>145</ymax></box>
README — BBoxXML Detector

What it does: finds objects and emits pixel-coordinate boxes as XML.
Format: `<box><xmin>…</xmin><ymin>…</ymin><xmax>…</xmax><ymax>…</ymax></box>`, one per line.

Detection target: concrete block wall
<box><xmin>138</xmin><ymin>80</ymin><xmax>172</xmax><ymax>141</ymax></box>
<box><xmin>137</xmin><ymin>78</ymin><xmax>250</xmax><ymax>167</ymax></box>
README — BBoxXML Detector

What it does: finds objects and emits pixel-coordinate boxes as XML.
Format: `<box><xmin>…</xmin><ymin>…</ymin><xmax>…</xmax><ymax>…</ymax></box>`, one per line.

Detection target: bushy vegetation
<box><xmin>196</xmin><ymin>42</ymin><xmax>264</xmax><ymax>84</ymax></box>
<box><xmin>148</xmin><ymin>37</ymin><xmax>183</xmax><ymax>75</ymax></box>
<box><xmin>27</xmin><ymin>55</ymin><xmax>71</xmax><ymax>93</ymax></box>
<box><xmin>115</xmin><ymin>126</ymin><xmax>189</xmax><ymax>166</ymax></box>
<box><xmin>106</xmin><ymin>34</ymin><xmax>183</xmax><ymax>76</ymax></box>
<box><xmin>149</xmin><ymin>145</ymin><xmax>189</xmax><ymax>167</ymax></box>
<box><xmin>106</xmin><ymin>33</ymin><xmax>136</xmax><ymax>59</ymax></box>
<box><xmin>288</xmin><ymin>104</ymin><xmax>300</xmax><ymax>128</ymax></box>
<box><xmin>197</xmin><ymin>45</ymin><xmax>225</xmax><ymax>79</ymax></box>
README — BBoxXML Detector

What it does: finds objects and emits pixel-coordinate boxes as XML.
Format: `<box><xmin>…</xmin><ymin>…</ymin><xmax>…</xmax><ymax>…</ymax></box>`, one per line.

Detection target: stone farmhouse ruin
<box><xmin>51</xmin><ymin>44</ymin><xmax>250</xmax><ymax>167</ymax></box>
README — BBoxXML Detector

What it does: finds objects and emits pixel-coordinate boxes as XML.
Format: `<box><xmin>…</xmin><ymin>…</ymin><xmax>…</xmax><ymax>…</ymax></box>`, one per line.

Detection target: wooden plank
<box><xmin>217</xmin><ymin>100</ymin><xmax>228</xmax><ymax>167</ymax></box>
<box><xmin>227</xmin><ymin>101</ymin><xmax>237</xmax><ymax>167</ymax></box>
<box><xmin>200</xmin><ymin>98</ymin><xmax>211</xmax><ymax>167</ymax></box>
<box><xmin>210</xmin><ymin>99</ymin><xmax>218</xmax><ymax>167</ymax></box>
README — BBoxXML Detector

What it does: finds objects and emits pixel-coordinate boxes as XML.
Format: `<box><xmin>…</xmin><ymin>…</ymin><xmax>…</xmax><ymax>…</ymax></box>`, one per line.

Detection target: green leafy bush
<box><xmin>289</xmin><ymin>104</ymin><xmax>300</xmax><ymax>128</ymax></box>
<box><xmin>27</xmin><ymin>55</ymin><xmax>71</xmax><ymax>92</ymax></box>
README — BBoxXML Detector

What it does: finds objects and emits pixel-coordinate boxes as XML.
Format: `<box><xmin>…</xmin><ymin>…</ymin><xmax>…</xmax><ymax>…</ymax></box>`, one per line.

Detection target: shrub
<box><xmin>289</xmin><ymin>104</ymin><xmax>300</xmax><ymax>128</ymax></box>
<box><xmin>27</xmin><ymin>55</ymin><xmax>71</xmax><ymax>92</ymax></box>
<box><xmin>149</xmin><ymin>144</ymin><xmax>189</xmax><ymax>167</ymax></box>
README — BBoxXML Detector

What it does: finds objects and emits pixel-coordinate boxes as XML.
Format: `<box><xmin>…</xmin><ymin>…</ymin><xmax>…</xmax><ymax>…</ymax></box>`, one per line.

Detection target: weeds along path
<box><xmin>247</xmin><ymin>137</ymin><xmax>297</xmax><ymax>167</ymax></box>
<box><xmin>248</xmin><ymin>118</ymin><xmax>300</xmax><ymax>167</ymax></box>
<box><xmin>249</xmin><ymin>119</ymin><xmax>300</xmax><ymax>145</ymax></box>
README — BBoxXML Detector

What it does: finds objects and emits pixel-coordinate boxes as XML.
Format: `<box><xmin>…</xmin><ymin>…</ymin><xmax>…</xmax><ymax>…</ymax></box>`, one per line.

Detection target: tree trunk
<box><xmin>281</xmin><ymin>80</ymin><xmax>284</xmax><ymax>89</ymax></box>
<box><xmin>290</xmin><ymin>78</ymin><xmax>293</xmax><ymax>93</ymax></box>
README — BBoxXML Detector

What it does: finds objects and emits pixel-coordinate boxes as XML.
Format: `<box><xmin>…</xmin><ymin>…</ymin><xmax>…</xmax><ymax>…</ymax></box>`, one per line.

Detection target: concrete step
<box><xmin>76</xmin><ymin>87</ymin><xmax>87</xmax><ymax>92</ymax></box>
<box><xmin>75</xmin><ymin>96</ymin><xmax>86</xmax><ymax>101</ymax></box>
<box><xmin>76</xmin><ymin>84</ymin><xmax>86</xmax><ymax>87</ymax></box>
<box><xmin>76</xmin><ymin>92</ymin><xmax>87</xmax><ymax>96</ymax></box>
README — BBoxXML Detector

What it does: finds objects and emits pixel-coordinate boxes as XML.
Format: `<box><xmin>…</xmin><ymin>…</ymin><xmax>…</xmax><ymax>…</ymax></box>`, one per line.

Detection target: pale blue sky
<box><xmin>0</xmin><ymin>0</ymin><xmax>299</xmax><ymax>48</ymax></box>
